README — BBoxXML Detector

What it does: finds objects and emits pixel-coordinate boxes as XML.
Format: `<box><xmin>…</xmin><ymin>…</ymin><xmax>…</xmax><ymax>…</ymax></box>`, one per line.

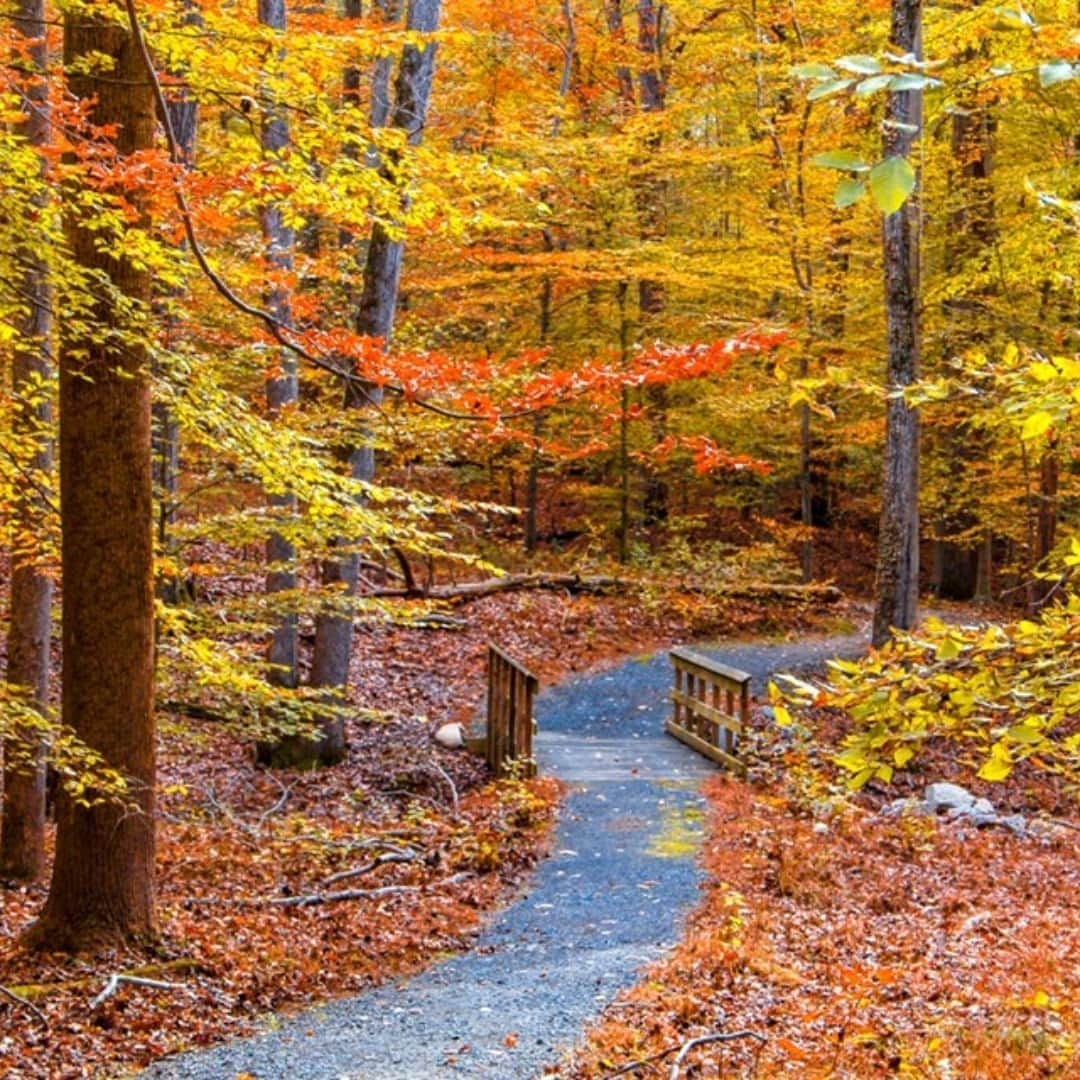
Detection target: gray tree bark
<box><xmin>153</xmin><ymin>3</ymin><xmax>200</xmax><ymax>603</ymax></box>
<box><xmin>1</xmin><ymin>0</ymin><xmax>52</xmax><ymax>882</ymax></box>
<box><xmin>305</xmin><ymin>0</ymin><xmax>441</xmax><ymax>767</ymax></box>
<box><xmin>254</xmin><ymin>0</ymin><xmax>302</xmax><ymax>767</ymax></box>
<box><xmin>872</xmin><ymin>0</ymin><xmax>923</xmax><ymax>647</ymax></box>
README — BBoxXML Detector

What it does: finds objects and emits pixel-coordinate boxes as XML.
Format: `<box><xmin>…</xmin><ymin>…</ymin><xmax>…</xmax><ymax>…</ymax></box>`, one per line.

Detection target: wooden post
<box><xmin>483</xmin><ymin>645</ymin><xmax>539</xmax><ymax>778</ymax></box>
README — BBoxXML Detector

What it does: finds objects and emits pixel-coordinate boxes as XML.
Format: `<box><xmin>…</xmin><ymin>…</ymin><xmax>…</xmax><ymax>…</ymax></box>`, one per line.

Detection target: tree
<box><xmin>259</xmin><ymin>0</ymin><xmax>301</xmax><ymax>717</ymax></box>
<box><xmin>303</xmin><ymin>0</ymin><xmax>442</xmax><ymax>768</ymax></box>
<box><xmin>23</xmin><ymin>0</ymin><xmax>157</xmax><ymax>949</ymax></box>
<box><xmin>871</xmin><ymin>0</ymin><xmax>923</xmax><ymax>648</ymax></box>
<box><xmin>1</xmin><ymin>0</ymin><xmax>52</xmax><ymax>882</ymax></box>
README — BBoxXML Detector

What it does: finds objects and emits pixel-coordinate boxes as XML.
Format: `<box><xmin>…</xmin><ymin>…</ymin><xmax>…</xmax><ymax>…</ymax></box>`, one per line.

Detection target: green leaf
<box><xmin>1021</xmin><ymin>410</ymin><xmax>1054</xmax><ymax>441</ymax></box>
<box><xmin>835</xmin><ymin>54</ymin><xmax>882</xmax><ymax>75</ymax></box>
<box><xmin>792</xmin><ymin>63</ymin><xmax>837</xmax><ymax>79</ymax></box>
<box><xmin>888</xmin><ymin>73</ymin><xmax>941</xmax><ymax>91</ymax></box>
<box><xmin>834</xmin><ymin>178</ymin><xmax>866</xmax><ymax>208</ymax></box>
<box><xmin>855</xmin><ymin>74</ymin><xmax>894</xmax><ymax>97</ymax></box>
<box><xmin>869</xmin><ymin>155</ymin><xmax>916</xmax><ymax>214</ymax></box>
<box><xmin>1039</xmin><ymin>61</ymin><xmax>1076</xmax><ymax>88</ymax></box>
<box><xmin>813</xmin><ymin>149</ymin><xmax>871</xmax><ymax>171</ymax></box>
<box><xmin>807</xmin><ymin>78</ymin><xmax>854</xmax><ymax>102</ymax></box>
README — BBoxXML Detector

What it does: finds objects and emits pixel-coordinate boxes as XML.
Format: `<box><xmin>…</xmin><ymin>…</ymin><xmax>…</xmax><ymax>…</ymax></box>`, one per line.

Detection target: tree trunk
<box><xmin>603</xmin><ymin>0</ymin><xmax>635</xmax><ymax>107</ymax></box>
<box><xmin>524</xmin><ymin>276</ymin><xmax>552</xmax><ymax>553</ymax></box>
<box><xmin>634</xmin><ymin>0</ymin><xmax>668</xmax><ymax>536</ymax></box>
<box><xmin>932</xmin><ymin>84</ymin><xmax>996</xmax><ymax>603</ymax></box>
<box><xmin>1</xmin><ymin>0</ymin><xmax>52</xmax><ymax>882</ymax></box>
<box><xmin>23</xmin><ymin>6</ymin><xmax>156</xmax><ymax>950</ymax></box>
<box><xmin>872</xmin><ymin>0</ymin><xmax>922</xmax><ymax>648</ymax></box>
<box><xmin>613</xmin><ymin>281</ymin><xmax>633</xmax><ymax>562</ymax></box>
<box><xmin>260</xmin><ymin>0</ymin><xmax>299</xmax><ymax>696</ymax></box>
<box><xmin>153</xmin><ymin>15</ymin><xmax>199</xmax><ymax>604</ymax></box>
<box><xmin>302</xmin><ymin>0</ymin><xmax>441</xmax><ymax>769</ymax></box>
<box><xmin>252</xmin><ymin>0</ymin><xmax>303</xmax><ymax>767</ymax></box>
<box><xmin>1033</xmin><ymin>443</ymin><xmax>1059</xmax><ymax>608</ymax></box>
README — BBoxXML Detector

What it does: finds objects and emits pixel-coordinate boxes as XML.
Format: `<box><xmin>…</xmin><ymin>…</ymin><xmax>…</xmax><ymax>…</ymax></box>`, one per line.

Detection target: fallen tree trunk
<box><xmin>366</xmin><ymin>573</ymin><xmax>842</xmax><ymax>606</ymax></box>
<box><xmin>367</xmin><ymin>572</ymin><xmax>631</xmax><ymax>601</ymax></box>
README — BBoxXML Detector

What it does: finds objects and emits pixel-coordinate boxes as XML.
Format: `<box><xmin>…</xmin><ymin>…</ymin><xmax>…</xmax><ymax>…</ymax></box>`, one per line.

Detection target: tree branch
<box><xmin>88</xmin><ymin>974</ymin><xmax>185</xmax><ymax>1012</ymax></box>
<box><xmin>0</xmin><ymin>984</ymin><xmax>48</xmax><ymax>1028</ymax></box>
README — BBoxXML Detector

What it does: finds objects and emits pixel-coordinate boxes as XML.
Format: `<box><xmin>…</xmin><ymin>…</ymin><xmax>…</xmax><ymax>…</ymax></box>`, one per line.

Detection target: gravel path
<box><xmin>145</xmin><ymin>631</ymin><xmax>867</xmax><ymax>1080</ymax></box>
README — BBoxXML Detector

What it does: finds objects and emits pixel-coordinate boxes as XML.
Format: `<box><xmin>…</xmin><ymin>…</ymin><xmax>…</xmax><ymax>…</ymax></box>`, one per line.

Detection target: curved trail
<box><xmin>146</xmin><ymin>633</ymin><xmax>867</xmax><ymax>1079</ymax></box>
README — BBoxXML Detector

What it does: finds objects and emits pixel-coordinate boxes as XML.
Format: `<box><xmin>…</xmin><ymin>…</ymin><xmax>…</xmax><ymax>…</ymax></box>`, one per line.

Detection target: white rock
<box><xmin>434</xmin><ymin>722</ymin><xmax>466</xmax><ymax>749</ymax></box>
<box><xmin>924</xmin><ymin>782</ymin><xmax>976</xmax><ymax>814</ymax></box>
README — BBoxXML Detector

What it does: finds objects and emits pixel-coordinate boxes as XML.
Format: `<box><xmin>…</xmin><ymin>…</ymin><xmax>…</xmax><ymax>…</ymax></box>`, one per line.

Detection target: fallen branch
<box><xmin>269</xmin><ymin>883</ymin><xmax>420</xmax><ymax>908</ymax></box>
<box><xmin>0</xmin><ymin>984</ymin><xmax>48</xmax><ymax>1027</ymax></box>
<box><xmin>668</xmin><ymin>1031</ymin><xmax>767</xmax><ymax>1079</ymax></box>
<box><xmin>367</xmin><ymin>572</ymin><xmax>630</xmax><ymax>601</ymax></box>
<box><xmin>363</xmin><ymin>573</ymin><xmax>842</xmax><ymax>606</ymax></box>
<box><xmin>599</xmin><ymin>1029</ymin><xmax>766</xmax><ymax>1080</ymax></box>
<box><xmin>429</xmin><ymin>761</ymin><xmax>460</xmax><ymax>821</ymax></box>
<box><xmin>192</xmin><ymin>872</ymin><xmax>473</xmax><ymax>908</ymax></box>
<box><xmin>2</xmin><ymin>960</ymin><xmax>201</xmax><ymax>1004</ymax></box>
<box><xmin>322</xmin><ymin>850</ymin><xmax>420</xmax><ymax>886</ymax></box>
<box><xmin>89</xmin><ymin>974</ymin><xmax>185</xmax><ymax>1011</ymax></box>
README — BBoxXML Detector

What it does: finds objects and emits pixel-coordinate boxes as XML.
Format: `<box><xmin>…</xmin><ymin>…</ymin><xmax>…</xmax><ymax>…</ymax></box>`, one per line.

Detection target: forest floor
<box><xmin>559</xmin><ymin>683</ymin><xmax>1080</xmax><ymax>1078</ymax></box>
<box><xmin>3</xmin><ymin>581</ymin><xmax>1076</xmax><ymax>1079</ymax></box>
<box><xmin>0</xmin><ymin>582</ymin><xmax>843</xmax><ymax>1078</ymax></box>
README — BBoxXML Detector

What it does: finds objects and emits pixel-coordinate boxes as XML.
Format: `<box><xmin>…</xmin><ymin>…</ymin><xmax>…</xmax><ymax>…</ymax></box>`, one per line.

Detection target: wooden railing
<box><xmin>667</xmin><ymin>647</ymin><xmax>750</xmax><ymax>775</ymax></box>
<box><xmin>478</xmin><ymin>644</ymin><xmax>539</xmax><ymax>778</ymax></box>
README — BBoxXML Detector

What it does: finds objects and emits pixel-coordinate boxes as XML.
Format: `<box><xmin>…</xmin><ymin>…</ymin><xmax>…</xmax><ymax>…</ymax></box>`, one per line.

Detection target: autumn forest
<box><xmin>0</xmin><ymin>0</ymin><xmax>1078</xmax><ymax>1075</ymax></box>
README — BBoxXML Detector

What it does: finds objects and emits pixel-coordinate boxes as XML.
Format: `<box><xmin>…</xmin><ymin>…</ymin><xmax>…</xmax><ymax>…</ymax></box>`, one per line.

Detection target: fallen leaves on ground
<box><xmin>1</xmin><ymin>585</ymin><xmax>835</xmax><ymax>1078</ymax></box>
<box><xmin>557</xmin><ymin>772</ymin><xmax>1079</xmax><ymax>1079</ymax></box>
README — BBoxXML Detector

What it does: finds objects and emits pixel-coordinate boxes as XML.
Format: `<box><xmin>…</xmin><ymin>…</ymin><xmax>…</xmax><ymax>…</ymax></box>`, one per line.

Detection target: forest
<box><xmin>0</xmin><ymin>0</ymin><xmax>1078</xmax><ymax>1075</ymax></box>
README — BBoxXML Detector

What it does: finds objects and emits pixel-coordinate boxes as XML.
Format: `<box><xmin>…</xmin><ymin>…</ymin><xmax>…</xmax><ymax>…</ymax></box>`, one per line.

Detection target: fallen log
<box><xmin>367</xmin><ymin>572</ymin><xmax>632</xmax><ymax>602</ymax></box>
<box><xmin>365</xmin><ymin>573</ymin><xmax>842</xmax><ymax>606</ymax></box>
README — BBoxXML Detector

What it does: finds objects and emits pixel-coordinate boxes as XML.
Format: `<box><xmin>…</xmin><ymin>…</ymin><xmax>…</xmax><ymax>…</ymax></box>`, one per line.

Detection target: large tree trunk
<box><xmin>23</xmin><ymin>6</ymin><xmax>156</xmax><ymax>950</ymax></box>
<box><xmin>872</xmin><ymin>0</ymin><xmax>922</xmax><ymax>648</ymax></box>
<box><xmin>304</xmin><ymin>0</ymin><xmax>441</xmax><ymax>768</ymax></box>
<box><xmin>1</xmin><ymin>0</ymin><xmax>52</xmax><ymax>882</ymax></box>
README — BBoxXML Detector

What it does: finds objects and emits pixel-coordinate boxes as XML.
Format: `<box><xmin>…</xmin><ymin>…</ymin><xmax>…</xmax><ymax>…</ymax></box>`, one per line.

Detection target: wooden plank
<box><xmin>670</xmin><ymin>647</ymin><xmax>751</xmax><ymax>689</ymax></box>
<box><xmin>668</xmin><ymin>690</ymin><xmax>742</xmax><ymax>733</ymax></box>
<box><xmin>665</xmin><ymin>719</ymin><xmax>746</xmax><ymax>776</ymax></box>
